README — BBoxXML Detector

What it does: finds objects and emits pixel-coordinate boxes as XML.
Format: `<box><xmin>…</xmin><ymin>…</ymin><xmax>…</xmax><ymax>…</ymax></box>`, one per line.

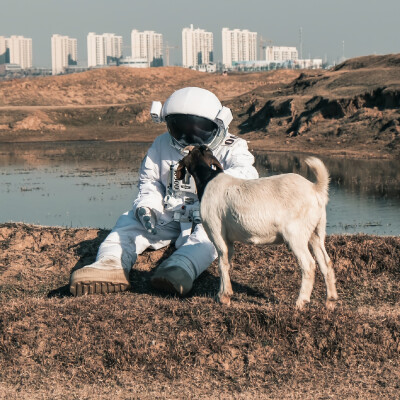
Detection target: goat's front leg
<box><xmin>217</xmin><ymin>252</ymin><xmax>233</xmax><ymax>305</ymax></box>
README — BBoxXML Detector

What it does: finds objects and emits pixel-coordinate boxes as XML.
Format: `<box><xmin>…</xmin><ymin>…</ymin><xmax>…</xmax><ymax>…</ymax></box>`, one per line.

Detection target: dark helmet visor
<box><xmin>166</xmin><ymin>114</ymin><xmax>219</xmax><ymax>146</ymax></box>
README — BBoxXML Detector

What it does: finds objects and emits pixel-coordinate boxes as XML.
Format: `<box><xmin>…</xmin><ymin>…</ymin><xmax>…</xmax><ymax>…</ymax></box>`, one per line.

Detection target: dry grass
<box><xmin>0</xmin><ymin>223</ymin><xmax>399</xmax><ymax>399</ymax></box>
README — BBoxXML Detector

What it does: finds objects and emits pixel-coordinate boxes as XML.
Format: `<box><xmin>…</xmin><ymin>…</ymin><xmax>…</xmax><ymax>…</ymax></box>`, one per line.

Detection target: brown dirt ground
<box><xmin>0</xmin><ymin>54</ymin><xmax>399</xmax><ymax>159</ymax></box>
<box><xmin>0</xmin><ymin>223</ymin><xmax>399</xmax><ymax>399</ymax></box>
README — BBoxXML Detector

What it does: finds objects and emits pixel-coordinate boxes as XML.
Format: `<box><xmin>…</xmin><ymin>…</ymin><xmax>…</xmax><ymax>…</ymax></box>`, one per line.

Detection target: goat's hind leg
<box><xmin>309</xmin><ymin>231</ymin><xmax>338</xmax><ymax>310</ymax></box>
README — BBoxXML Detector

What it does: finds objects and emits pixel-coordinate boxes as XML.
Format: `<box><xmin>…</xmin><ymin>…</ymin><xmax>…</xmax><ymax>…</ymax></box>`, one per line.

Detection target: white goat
<box><xmin>176</xmin><ymin>145</ymin><xmax>338</xmax><ymax>310</ymax></box>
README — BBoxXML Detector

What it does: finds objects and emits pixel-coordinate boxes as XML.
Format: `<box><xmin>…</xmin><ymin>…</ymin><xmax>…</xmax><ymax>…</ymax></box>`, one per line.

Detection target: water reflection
<box><xmin>254</xmin><ymin>152</ymin><xmax>400</xmax><ymax>199</ymax></box>
<box><xmin>254</xmin><ymin>151</ymin><xmax>400</xmax><ymax>235</ymax></box>
<box><xmin>0</xmin><ymin>142</ymin><xmax>148</xmax><ymax>228</ymax></box>
<box><xmin>0</xmin><ymin>142</ymin><xmax>399</xmax><ymax>235</ymax></box>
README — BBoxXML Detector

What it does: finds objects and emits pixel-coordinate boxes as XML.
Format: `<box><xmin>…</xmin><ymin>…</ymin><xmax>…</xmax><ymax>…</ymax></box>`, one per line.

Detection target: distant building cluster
<box><xmin>0</xmin><ymin>24</ymin><xmax>325</xmax><ymax>78</ymax></box>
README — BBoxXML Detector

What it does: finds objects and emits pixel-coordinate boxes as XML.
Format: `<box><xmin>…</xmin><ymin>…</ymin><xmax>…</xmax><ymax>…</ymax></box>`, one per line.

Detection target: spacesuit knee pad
<box><xmin>157</xmin><ymin>254</ymin><xmax>197</xmax><ymax>282</ymax></box>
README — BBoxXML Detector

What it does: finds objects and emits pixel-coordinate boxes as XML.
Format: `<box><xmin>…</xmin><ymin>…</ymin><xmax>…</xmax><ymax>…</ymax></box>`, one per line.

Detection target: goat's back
<box><xmin>200</xmin><ymin>161</ymin><xmax>329</xmax><ymax>244</ymax></box>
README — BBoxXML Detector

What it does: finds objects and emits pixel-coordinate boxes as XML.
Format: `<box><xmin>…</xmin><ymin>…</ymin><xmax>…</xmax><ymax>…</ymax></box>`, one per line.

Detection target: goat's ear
<box><xmin>175</xmin><ymin>161</ymin><xmax>186</xmax><ymax>180</ymax></box>
<box><xmin>211</xmin><ymin>157</ymin><xmax>224</xmax><ymax>171</ymax></box>
<box><xmin>202</xmin><ymin>147</ymin><xmax>223</xmax><ymax>171</ymax></box>
<box><xmin>183</xmin><ymin>145</ymin><xmax>195</xmax><ymax>153</ymax></box>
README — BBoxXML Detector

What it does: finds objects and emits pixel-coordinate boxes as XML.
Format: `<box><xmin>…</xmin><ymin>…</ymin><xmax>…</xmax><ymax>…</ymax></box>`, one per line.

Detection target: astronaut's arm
<box><xmin>223</xmin><ymin>139</ymin><xmax>259</xmax><ymax>179</ymax></box>
<box><xmin>132</xmin><ymin>146</ymin><xmax>166</xmax><ymax>220</ymax></box>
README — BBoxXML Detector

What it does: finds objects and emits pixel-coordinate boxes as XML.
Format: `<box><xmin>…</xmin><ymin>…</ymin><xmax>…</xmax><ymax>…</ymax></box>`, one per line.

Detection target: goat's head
<box><xmin>176</xmin><ymin>145</ymin><xmax>223</xmax><ymax>181</ymax></box>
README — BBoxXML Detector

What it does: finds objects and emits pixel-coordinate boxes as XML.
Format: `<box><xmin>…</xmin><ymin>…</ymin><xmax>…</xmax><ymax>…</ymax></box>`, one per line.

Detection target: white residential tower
<box><xmin>131</xmin><ymin>30</ymin><xmax>163</xmax><ymax>66</ymax></box>
<box><xmin>182</xmin><ymin>24</ymin><xmax>213</xmax><ymax>68</ymax></box>
<box><xmin>0</xmin><ymin>35</ymin><xmax>32</xmax><ymax>69</ymax></box>
<box><xmin>51</xmin><ymin>34</ymin><xmax>77</xmax><ymax>75</ymax></box>
<box><xmin>265</xmin><ymin>46</ymin><xmax>298</xmax><ymax>63</ymax></box>
<box><xmin>87</xmin><ymin>32</ymin><xmax>122</xmax><ymax>67</ymax></box>
<box><xmin>222</xmin><ymin>28</ymin><xmax>257</xmax><ymax>68</ymax></box>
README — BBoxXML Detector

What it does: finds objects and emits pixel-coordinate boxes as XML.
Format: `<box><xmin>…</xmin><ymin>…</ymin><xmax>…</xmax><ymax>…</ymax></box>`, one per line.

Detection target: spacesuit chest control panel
<box><xmin>163</xmin><ymin>163</ymin><xmax>201</xmax><ymax>224</ymax></box>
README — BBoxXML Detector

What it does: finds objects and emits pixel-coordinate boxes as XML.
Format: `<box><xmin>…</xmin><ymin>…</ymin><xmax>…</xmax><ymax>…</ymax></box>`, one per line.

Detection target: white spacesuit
<box><xmin>70</xmin><ymin>87</ymin><xmax>259</xmax><ymax>296</ymax></box>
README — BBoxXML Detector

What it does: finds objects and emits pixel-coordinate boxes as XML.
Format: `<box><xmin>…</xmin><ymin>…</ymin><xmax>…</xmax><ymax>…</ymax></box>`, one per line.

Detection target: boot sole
<box><xmin>70</xmin><ymin>267</ymin><xmax>130</xmax><ymax>296</ymax></box>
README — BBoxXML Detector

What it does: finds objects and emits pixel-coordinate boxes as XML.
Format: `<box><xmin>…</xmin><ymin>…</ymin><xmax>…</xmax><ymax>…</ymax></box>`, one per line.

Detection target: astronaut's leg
<box><xmin>70</xmin><ymin>210</ymin><xmax>178</xmax><ymax>296</ymax></box>
<box><xmin>151</xmin><ymin>224</ymin><xmax>217</xmax><ymax>296</ymax></box>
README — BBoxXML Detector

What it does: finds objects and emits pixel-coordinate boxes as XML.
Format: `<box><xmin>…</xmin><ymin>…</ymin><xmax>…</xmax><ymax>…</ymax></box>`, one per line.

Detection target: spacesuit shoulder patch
<box><xmin>223</xmin><ymin>134</ymin><xmax>238</xmax><ymax>146</ymax></box>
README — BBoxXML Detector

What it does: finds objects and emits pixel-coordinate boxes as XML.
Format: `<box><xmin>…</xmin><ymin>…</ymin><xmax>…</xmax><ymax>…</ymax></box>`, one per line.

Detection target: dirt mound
<box><xmin>0</xmin><ymin>66</ymin><xmax>282</xmax><ymax>107</ymax></box>
<box><xmin>333</xmin><ymin>53</ymin><xmax>400</xmax><ymax>71</ymax></box>
<box><xmin>0</xmin><ymin>67</ymin><xmax>198</xmax><ymax>106</ymax></box>
<box><xmin>1</xmin><ymin>222</ymin><xmax>400</xmax><ymax>398</ymax></box>
<box><xmin>10</xmin><ymin>111</ymin><xmax>65</xmax><ymax>131</ymax></box>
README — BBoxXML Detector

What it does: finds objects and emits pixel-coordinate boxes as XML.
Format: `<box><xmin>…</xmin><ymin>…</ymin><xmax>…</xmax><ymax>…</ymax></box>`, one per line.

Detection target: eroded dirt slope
<box><xmin>229</xmin><ymin>54</ymin><xmax>400</xmax><ymax>158</ymax></box>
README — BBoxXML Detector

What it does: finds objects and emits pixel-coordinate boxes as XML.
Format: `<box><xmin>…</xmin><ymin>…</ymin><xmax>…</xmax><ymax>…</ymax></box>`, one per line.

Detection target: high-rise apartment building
<box><xmin>87</xmin><ymin>32</ymin><xmax>122</xmax><ymax>67</ymax></box>
<box><xmin>182</xmin><ymin>24</ymin><xmax>213</xmax><ymax>68</ymax></box>
<box><xmin>103</xmin><ymin>33</ymin><xmax>123</xmax><ymax>61</ymax></box>
<box><xmin>265</xmin><ymin>46</ymin><xmax>298</xmax><ymax>63</ymax></box>
<box><xmin>0</xmin><ymin>36</ymin><xmax>9</xmax><ymax>64</ymax></box>
<box><xmin>0</xmin><ymin>35</ymin><xmax>32</xmax><ymax>69</ymax></box>
<box><xmin>222</xmin><ymin>28</ymin><xmax>257</xmax><ymax>68</ymax></box>
<box><xmin>131</xmin><ymin>30</ymin><xmax>163</xmax><ymax>67</ymax></box>
<box><xmin>51</xmin><ymin>34</ymin><xmax>77</xmax><ymax>75</ymax></box>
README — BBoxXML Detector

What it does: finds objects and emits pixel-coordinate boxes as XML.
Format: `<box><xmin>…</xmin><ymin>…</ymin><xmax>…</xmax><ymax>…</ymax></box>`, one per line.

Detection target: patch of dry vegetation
<box><xmin>0</xmin><ymin>223</ymin><xmax>399</xmax><ymax>399</ymax></box>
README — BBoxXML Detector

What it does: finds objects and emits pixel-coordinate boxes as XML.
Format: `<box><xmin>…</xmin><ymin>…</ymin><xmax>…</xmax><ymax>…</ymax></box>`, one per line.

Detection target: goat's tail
<box><xmin>305</xmin><ymin>157</ymin><xmax>329</xmax><ymax>204</ymax></box>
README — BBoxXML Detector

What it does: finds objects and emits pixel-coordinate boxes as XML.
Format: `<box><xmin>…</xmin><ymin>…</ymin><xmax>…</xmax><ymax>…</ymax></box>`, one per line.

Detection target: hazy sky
<box><xmin>1</xmin><ymin>0</ymin><xmax>400</xmax><ymax>67</ymax></box>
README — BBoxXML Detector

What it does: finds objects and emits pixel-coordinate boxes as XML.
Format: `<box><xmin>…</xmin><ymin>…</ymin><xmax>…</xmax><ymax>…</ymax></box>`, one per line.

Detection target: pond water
<box><xmin>0</xmin><ymin>141</ymin><xmax>399</xmax><ymax>235</ymax></box>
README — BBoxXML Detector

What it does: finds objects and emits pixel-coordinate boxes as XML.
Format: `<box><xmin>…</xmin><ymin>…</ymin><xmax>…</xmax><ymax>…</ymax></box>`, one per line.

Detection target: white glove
<box><xmin>137</xmin><ymin>207</ymin><xmax>157</xmax><ymax>235</ymax></box>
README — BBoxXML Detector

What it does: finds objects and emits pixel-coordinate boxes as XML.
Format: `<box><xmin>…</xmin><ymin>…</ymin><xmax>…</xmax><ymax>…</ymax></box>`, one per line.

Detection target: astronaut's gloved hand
<box><xmin>137</xmin><ymin>207</ymin><xmax>157</xmax><ymax>235</ymax></box>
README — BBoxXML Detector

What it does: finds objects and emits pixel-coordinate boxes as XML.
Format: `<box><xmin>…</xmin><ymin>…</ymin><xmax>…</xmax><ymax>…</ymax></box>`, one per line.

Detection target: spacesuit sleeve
<box><xmin>132</xmin><ymin>140</ymin><xmax>166</xmax><ymax>218</ymax></box>
<box><xmin>223</xmin><ymin>138</ymin><xmax>259</xmax><ymax>180</ymax></box>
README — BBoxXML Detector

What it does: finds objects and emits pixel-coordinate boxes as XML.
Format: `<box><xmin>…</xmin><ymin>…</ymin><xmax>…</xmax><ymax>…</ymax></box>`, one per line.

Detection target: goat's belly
<box><xmin>248</xmin><ymin>233</ymin><xmax>283</xmax><ymax>245</ymax></box>
<box><xmin>250</xmin><ymin>234</ymin><xmax>283</xmax><ymax>244</ymax></box>
<box><xmin>226</xmin><ymin>223</ymin><xmax>283</xmax><ymax>245</ymax></box>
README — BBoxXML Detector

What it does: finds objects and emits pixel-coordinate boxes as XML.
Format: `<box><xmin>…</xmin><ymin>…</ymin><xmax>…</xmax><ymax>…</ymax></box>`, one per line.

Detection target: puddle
<box><xmin>0</xmin><ymin>141</ymin><xmax>399</xmax><ymax>235</ymax></box>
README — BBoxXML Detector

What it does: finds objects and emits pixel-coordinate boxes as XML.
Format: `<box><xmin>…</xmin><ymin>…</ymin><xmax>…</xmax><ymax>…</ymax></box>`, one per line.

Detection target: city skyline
<box><xmin>1</xmin><ymin>0</ymin><xmax>400</xmax><ymax>67</ymax></box>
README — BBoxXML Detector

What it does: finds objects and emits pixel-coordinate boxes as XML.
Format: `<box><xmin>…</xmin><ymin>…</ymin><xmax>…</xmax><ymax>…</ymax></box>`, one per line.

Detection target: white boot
<box><xmin>70</xmin><ymin>257</ymin><xmax>130</xmax><ymax>296</ymax></box>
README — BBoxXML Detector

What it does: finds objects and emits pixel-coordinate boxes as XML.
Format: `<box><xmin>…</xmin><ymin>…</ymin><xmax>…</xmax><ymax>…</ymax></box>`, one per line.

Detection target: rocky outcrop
<box><xmin>232</xmin><ymin>55</ymin><xmax>400</xmax><ymax>155</ymax></box>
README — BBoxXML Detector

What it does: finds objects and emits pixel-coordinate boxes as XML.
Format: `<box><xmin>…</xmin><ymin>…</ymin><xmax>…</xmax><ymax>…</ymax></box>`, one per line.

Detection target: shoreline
<box><xmin>1</xmin><ymin>135</ymin><xmax>397</xmax><ymax>161</ymax></box>
<box><xmin>1</xmin><ymin>221</ymin><xmax>398</xmax><ymax>238</ymax></box>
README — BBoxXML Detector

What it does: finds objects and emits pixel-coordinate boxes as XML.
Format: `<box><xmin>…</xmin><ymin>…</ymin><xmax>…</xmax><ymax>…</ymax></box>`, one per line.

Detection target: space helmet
<box><xmin>150</xmin><ymin>87</ymin><xmax>233</xmax><ymax>152</ymax></box>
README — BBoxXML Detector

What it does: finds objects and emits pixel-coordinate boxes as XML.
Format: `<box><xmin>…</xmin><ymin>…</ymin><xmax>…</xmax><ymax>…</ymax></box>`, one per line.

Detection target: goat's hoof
<box><xmin>295</xmin><ymin>298</ymin><xmax>309</xmax><ymax>311</ymax></box>
<box><xmin>326</xmin><ymin>298</ymin><xmax>337</xmax><ymax>311</ymax></box>
<box><xmin>218</xmin><ymin>294</ymin><xmax>231</xmax><ymax>306</ymax></box>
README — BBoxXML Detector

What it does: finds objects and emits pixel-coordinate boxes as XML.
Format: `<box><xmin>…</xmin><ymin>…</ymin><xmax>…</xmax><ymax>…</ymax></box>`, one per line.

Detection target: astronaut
<box><xmin>69</xmin><ymin>87</ymin><xmax>259</xmax><ymax>296</ymax></box>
